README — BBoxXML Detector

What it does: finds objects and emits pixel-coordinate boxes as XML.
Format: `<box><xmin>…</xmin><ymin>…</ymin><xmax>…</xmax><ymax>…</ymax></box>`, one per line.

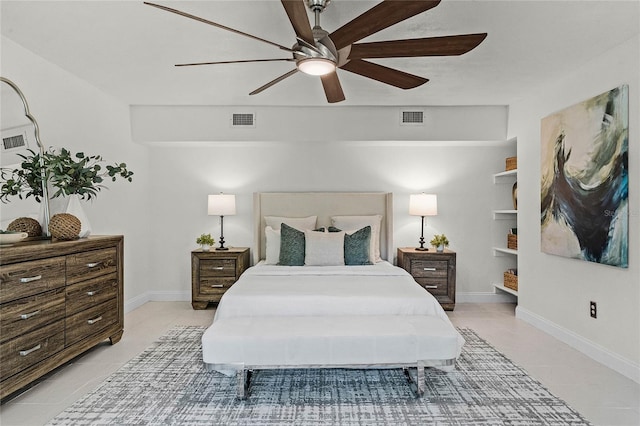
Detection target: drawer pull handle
<box><xmin>423</xmin><ymin>267</ymin><xmax>436</xmax><ymax>271</ymax></box>
<box><xmin>86</xmin><ymin>262</ymin><xmax>101</xmax><ymax>268</ymax></box>
<box><xmin>19</xmin><ymin>344</ymin><xmax>41</xmax><ymax>357</ymax></box>
<box><xmin>20</xmin><ymin>310</ymin><xmax>41</xmax><ymax>320</ymax></box>
<box><xmin>210</xmin><ymin>284</ymin><xmax>224</xmax><ymax>288</ymax></box>
<box><xmin>424</xmin><ymin>285</ymin><xmax>438</xmax><ymax>289</ymax></box>
<box><xmin>213</xmin><ymin>267</ymin><xmax>225</xmax><ymax>271</ymax></box>
<box><xmin>20</xmin><ymin>275</ymin><xmax>42</xmax><ymax>283</ymax></box>
<box><xmin>87</xmin><ymin>316</ymin><xmax>103</xmax><ymax>325</ymax></box>
<box><xmin>87</xmin><ymin>290</ymin><xmax>99</xmax><ymax>296</ymax></box>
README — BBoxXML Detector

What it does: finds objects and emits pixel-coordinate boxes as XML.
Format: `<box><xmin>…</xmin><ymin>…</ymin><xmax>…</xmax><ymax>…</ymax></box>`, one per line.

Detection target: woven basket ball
<box><xmin>49</xmin><ymin>213</ymin><xmax>81</xmax><ymax>240</ymax></box>
<box><xmin>7</xmin><ymin>217</ymin><xmax>42</xmax><ymax>237</ymax></box>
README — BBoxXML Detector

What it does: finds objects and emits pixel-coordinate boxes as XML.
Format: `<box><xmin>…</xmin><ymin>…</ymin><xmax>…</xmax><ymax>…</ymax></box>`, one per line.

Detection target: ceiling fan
<box><xmin>144</xmin><ymin>0</ymin><xmax>487</xmax><ymax>103</ymax></box>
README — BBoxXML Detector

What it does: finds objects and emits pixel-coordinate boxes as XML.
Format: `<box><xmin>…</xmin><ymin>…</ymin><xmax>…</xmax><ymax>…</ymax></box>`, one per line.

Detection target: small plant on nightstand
<box><xmin>196</xmin><ymin>233</ymin><xmax>215</xmax><ymax>251</ymax></box>
<box><xmin>430</xmin><ymin>234</ymin><xmax>449</xmax><ymax>252</ymax></box>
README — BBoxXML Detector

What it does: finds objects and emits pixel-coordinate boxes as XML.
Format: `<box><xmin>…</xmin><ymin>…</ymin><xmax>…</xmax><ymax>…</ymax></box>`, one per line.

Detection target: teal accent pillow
<box><xmin>279</xmin><ymin>223</ymin><xmax>306</xmax><ymax>266</ymax></box>
<box><xmin>329</xmin><ymin>226</ymin><xmax>372</xmax><ymax>265</ymax></box>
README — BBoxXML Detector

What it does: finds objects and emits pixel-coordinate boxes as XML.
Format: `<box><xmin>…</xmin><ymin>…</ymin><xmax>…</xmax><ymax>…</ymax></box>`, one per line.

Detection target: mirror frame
<box><xmin>1</xmin><ymin>77</ymin><xmax>51</xmax><ymax>236</ymax></box>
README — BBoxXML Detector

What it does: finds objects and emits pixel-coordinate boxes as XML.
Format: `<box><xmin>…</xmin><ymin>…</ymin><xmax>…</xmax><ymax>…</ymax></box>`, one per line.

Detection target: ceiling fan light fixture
<box><xmin>297</xmin><ymin>58</ymin><xmax>336</xmax><ymax>76</ymax></box>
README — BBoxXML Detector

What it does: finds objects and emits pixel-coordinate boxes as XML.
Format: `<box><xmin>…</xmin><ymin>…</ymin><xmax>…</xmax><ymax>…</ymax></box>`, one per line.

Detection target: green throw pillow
<box><xmin>279</xmin><ymin>223</ymin><xmax>306</xmax><ymax>266</ymax></box>
<box><xmin>328</xmin><ymin>226</ymin><xmax>372</xmax><ymax>265</ymax></box>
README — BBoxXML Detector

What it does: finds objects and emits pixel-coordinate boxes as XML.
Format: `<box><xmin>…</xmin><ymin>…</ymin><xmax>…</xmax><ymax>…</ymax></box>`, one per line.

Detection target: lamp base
<box><xmin>415</xmin><ymin>247</ymin><xmax>428</xmax><ymax>251</ymax></box>
<box><xmin>215</xmin><ymin>247</ymin><xmax>229</xmax><ymax>251</ymax></box>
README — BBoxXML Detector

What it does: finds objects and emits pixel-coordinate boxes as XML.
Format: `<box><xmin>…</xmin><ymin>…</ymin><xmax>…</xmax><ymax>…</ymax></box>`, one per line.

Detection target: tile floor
<box><xmin>0</xmin><ymin>302</ymin><xmax>638</xmax><ymax>425</ymax></box>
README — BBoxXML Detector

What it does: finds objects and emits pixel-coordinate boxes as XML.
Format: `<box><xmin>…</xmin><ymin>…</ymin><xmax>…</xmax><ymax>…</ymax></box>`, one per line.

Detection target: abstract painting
<box><xmin>541</xmin><ymin>85</ymin><xmax>628</xmax><ymax>268</ymax></box>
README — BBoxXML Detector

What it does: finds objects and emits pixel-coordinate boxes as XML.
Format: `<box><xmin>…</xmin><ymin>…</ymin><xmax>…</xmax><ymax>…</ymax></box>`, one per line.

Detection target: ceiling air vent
<box><xmin>400</xmin><ymin>110</ymin><xmax>424</xmax><ymax>126</ymax></box>
<box><xmin>231</xmin><ymin>113</ymin><xmax>256</xmax><ymax>128</ymax></box>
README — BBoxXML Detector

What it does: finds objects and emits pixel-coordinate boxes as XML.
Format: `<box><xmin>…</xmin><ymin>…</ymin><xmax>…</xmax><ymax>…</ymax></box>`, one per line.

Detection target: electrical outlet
<box><xmin>590</xmin><ymin>301</ymin><xmax>597</xmax><ymax>318</ymax></box>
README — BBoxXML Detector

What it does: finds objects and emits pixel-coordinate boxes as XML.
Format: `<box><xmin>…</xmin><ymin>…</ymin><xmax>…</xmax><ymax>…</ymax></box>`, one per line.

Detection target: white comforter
<box><xmin>214</xmin><ymin>261</ymin><xmax>452</xmax><ymax>325</ymax></box>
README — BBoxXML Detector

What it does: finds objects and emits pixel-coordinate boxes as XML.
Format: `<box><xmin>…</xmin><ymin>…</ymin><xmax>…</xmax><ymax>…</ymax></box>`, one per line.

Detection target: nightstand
<box><xmin>191</xmin><ymin>247</ymin><xmax>250</xmax><ymax>310</ymax></box>
<box><xmin>397</xmin><ymin>247</ymin><xmax>456</xmax><ymax>311</ymax></box>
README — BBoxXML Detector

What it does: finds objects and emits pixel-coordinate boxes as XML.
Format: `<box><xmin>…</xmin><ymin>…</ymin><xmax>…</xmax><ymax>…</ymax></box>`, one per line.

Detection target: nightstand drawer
<box><xmin>200</xmin><ymin>259</ymin><xmax>236</xmax><ymax>278</ymax></box>
<box><xmin>199</xmin><ymin>277</ymin><xmax>236</xmax><ymax>295</ymax></box>
<box><xmin>413</xmin><ymin>277</ymin><xmax>449</xmax><ymax>296</ymax></box>
<box><xmin>410</xmin><ymin>260</ymin><xmax>450</xmax><ymax>279</ymax></box>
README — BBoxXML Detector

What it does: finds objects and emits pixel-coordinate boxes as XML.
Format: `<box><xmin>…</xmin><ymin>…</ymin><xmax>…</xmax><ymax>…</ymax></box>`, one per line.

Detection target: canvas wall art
<box><xmin>540</xmin><ymin>85</ymin><xmax>628</xmax><ymax>268</ymax></box>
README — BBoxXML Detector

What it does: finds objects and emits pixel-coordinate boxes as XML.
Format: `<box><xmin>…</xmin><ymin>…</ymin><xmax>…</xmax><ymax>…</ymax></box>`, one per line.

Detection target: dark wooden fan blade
<box><xmin>320</xmin><ymin>72</ymin><xmax>346</xmax><ymax>103</ymax></box>
<box><xmin>144</xmin><ymin>2</ymin><xmax>293</xmax><ymax>52</ymax></box>
<box><xmin>330</xmin><ymin>0</ymin><xmax>441</xmax><ymax>50</ymax></box>
<box><xmin>281</xmin><ymin>0</ymin><xmax>314</xmax><ymax>45</ymax></box>
<box><xmin>349</xmin><ymin>33</ymin><xmax>488</xmax><ymax>59</ymax></box>
<box><xmin>340</xmin><ymin>59</ymin><xmax>428</xmax><ymax>89</ymax></box>
<box><xmin>249</xmin><ymin>69</ymin><xmax>299</xmax><ymax>95</ymax></box>
<box><xmin>176</xmin><ymin>58</ymin><xmax>294</xmax><ymax>67</ymax></box>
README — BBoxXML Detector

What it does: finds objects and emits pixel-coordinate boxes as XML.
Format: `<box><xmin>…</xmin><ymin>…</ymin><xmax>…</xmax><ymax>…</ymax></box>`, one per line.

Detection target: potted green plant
<box><xmin>0</xmin><ymin>148</ymin><xmax>133</xmax><ymax>203</ymax></box>
<box><xmin>430</xmin><ymin>234</ymin><xmax>449</xmax><ymax>252</ymax></box>
<box><xmin>196</xmin><ymin>233</ymin><xmax>215</xmax><ymax>251</ymax></box>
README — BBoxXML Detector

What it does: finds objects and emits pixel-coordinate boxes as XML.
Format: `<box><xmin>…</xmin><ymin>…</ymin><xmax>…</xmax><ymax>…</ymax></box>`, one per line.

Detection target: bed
<box><xmin>201</xmin><ymin>192</ymin><xmax>464</xmax><ymax>398</ymax></box>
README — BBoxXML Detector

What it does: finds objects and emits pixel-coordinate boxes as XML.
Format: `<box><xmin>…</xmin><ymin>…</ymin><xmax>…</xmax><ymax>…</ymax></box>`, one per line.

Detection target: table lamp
<box><xmin>208</xmin><ymin>193</ymin><xmax>236</xmax><ymax>250</ymax></box>
<box><xmin>409</xmin><ymin>193</ymin><xmax>438</xmax><ymax>251</ymax></box>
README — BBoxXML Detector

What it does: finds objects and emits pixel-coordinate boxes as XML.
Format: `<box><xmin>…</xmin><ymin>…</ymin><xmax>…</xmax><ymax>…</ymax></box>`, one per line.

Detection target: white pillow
<box><xmin>264</xmin><ymin>215</ymin><xmax>317</xmax><ymax>231</ymax></box>
<box><xmin>331</xmin><ymin>215</ymin><xmax>382</xmax><ymax>262</ymax></box>
<box><xmin>264</xmin><ymin>226</ymin><xmax>281</xmax><ymax>265</ymax></box>
<box><xmin>304</xmin><ymin>229</ymin><xmax>345</xmax><ymax>266</ymax></box>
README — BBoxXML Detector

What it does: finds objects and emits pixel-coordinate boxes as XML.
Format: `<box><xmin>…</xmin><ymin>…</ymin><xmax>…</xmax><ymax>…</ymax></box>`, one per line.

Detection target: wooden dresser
<box><xmin>0</xmin><ymin>235</ymin><xmax>124</xmax><ymax>399</ymax></box>
<box><xmin>397</xmin><ymin>247</ymin><xmax>457</xmax><ymax>311</ymax></box>
<box><xmin>191</xmin><ymin>247</ymin><xmax>250</xmax><ymax>310</ymax></box>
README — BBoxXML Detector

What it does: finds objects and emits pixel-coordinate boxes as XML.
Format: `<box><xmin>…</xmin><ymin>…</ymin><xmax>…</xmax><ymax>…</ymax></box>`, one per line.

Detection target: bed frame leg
<box><xmin>236</xmin><ymin>369</ymin><xmax>253</xmax><ymax>399</ymax></box>
<box><xmin>403</xmin><ymin>363</ymin><xmax>426</xmax><ymax>398</ymax></box>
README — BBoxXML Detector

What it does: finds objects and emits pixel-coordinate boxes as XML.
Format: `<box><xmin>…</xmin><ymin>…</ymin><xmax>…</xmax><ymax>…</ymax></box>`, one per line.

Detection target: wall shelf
<box><xmin>493</xmin><ymin>209</ymin><xmax>517</xmax><ymax>219</ymax></box>
<box><xmin>493</xmin><ymin>247</ymin><xmax>518</xmax><ymax>256</ymax></box>
<box><xmin>493</xmin><ymin>282</ymin><xmax>518</xmax><ymax>297</ymax></box>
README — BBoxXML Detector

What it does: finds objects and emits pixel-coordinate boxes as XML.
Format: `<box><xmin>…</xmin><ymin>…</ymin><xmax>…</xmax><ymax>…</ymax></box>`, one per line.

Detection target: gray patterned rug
<box><xmin>47</xmin><ymin>326</ymin><xmax>589</xmax><ymax>425</ymax></box>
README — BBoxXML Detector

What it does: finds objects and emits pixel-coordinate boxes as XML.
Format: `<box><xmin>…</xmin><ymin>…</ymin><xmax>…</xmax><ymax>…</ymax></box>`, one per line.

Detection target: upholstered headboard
<box><xmin>252</xmin><ymin>192</ymin><xmax>393</xmax><ymax>265</ymax></box>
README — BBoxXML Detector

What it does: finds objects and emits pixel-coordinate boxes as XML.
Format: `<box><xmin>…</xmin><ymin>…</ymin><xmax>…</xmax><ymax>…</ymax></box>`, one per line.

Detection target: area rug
<box><xmin>47</xmin><ymin>326</ymin><xmax>590</xmax><ymax>425</ymax></box>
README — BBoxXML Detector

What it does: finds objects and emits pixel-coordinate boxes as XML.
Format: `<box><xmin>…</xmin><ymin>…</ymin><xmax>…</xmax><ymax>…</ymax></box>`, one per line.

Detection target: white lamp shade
<box><xmin>409</xmin><ymin>193</ymin><xmax>438</xmax><ymax>216</ymax></box>
<box><xmin>297</xmin><ymin>58</ymin><xmax>336</xmax><ymax>76</ymax></box>
<box><xmin>208</xmin><ymin>194</ymin><xmax>236</xmax><ymax>216</ymax></box>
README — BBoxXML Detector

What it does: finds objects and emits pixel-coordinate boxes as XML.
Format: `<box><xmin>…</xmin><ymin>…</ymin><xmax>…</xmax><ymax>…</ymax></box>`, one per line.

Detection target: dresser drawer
<box><xmin>199</xmin><ymin>277</ymin><xmax>236</xmax><ymax>296</ymax></box>
<box><xmin>65</xmin><ymin>273</ymin><xmax>119</xmax><ymax>316</ymax></box>
<box><xmin>0</xmin><ymin>319</ymin><xmax>65</xmax><ymax>381</ymax></box>
<box><xmin>66</xmin><ymin>247</ymin><xmax>118</xmax><ymax>285</ymax></box>
<box><xmin>65</xmin><ymin>299</ymin><xmax>118</xmax><ymax>346</ymax></box>
<box><xmin>0</xmin><ymin>257</ymin><xmax>66</xmax><ymax>304</ymax></box>
<box><xmin>0</xmin><ymin>288</ymin><xmax>66</xmax><ymax>343</ymax></box>
<box><xmin>200</xmin><ymin>259</ymin><xmax>236</xmax><ymax>278</ymax></box>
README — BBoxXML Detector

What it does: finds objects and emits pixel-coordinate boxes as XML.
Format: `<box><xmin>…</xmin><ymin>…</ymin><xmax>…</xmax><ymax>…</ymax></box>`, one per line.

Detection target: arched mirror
<box><xmin>1</xmin><ymin>77</ymin><xmax>50</xmax><ymax>235</ymax></box>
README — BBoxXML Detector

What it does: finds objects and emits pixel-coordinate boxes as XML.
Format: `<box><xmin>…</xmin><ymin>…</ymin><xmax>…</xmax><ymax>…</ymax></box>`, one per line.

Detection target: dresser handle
<box><xmin>424</xmin><ymin>285</ymin><xmax>438</xmax><ymax>289</ymax></box>
<box><xmin>87</xmin><ymin>316</ymin><xmax>103</xmax><ymax>325</ymax></box>
<box><xmin>20</xmin><ymin>310</ymin><xmax>41</xmax><ymax>320</ymax></box>
<box><xmin>213</xmin><ymin>267</ymin><xmax>224</xmax><ymax>271</ymax></box>
<box><xmin>87</xmin><ymin>290</ymin><xmax>99</xmax><ymax>296</ymax></box>
<box><xmin>19</xmin><ymin>344</ymin><xmax>41</xmax><ymax>357</ymax></box>
<box><xmin>210</xmin><ymin>284</ymin><xmax>224</xmax><ymax>288</ymax></box>
<box><xmin>20</xmin><ymin>275</ymin><xmax>42</xmax><ymax>283</ymax></box>
<box><xmin>86</xmin><ymin>262</ymin><xmax>101</xmax><ymax>268</ymax></box>
<box><xmin>423</xmin><ymin>267</ymin><xmax>436</xmax><ymax>271</ymax></box>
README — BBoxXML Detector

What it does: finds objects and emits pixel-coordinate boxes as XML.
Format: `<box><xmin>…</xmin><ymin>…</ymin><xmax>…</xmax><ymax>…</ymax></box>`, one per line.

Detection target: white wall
<box><xmin>508</xmin><ymin>35</ymin><xmax>640</xmax><ymax>381</ymax></box>
<box><xmin>145</xmin><ymin>139</ymin><xmax>516</xmax><ymax>304</ymax></box>
<box><xmin>0</xmin><ymin>37</ymin><xmax>152</xmax><ymax>305</ymax></box>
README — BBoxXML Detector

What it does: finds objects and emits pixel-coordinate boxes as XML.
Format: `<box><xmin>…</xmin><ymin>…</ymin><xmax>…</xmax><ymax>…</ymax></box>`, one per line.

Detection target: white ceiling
<box><xmin>1</xmin><ymin>0</ymin><xmax>638</xmax><ymax>107</ymax></box>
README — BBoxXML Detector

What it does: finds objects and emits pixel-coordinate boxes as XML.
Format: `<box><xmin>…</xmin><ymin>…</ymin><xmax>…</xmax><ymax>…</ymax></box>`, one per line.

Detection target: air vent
<box><xmin>231</xmin><ymin>113</ymin><xmax>256</xmax><ymax>128</ymax></box>
<box><xmin>3</xmin><ymin>134</ymin><xmax>26</xmax><ymax>150</ymax></box>
<box><xmin>400</xmin><ymin>110</ymin><xmax>424</xmax><ymax>126</ymax></box>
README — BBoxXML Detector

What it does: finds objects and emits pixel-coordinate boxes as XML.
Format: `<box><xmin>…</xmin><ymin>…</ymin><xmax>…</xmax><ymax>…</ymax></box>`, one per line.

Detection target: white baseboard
<box><xmin>124</xmin><ymin>291</ymin><xmax>191</xmax><ymax>313</ymax></box>
<box><xmin>457</xmin><ymin>291</ymin><xmax>517</xmax><ymax>304</ymax></box>
<box><xmin>516</xmin><ymin>306</ymin><xmax>640</xmax><ymax>384</ymax></box>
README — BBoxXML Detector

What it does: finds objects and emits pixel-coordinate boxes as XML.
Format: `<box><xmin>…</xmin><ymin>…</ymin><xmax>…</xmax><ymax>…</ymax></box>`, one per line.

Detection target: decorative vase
<box><xmin>436</xmin><ymin>245</ymin><xmax>445</xmax><ymax>252</ymax></box>
<box><xmin>201</xmin><ymin>244</ymin><xmax>211</xmax><ymax>252</ymax></box>
<box><xmin>65</xmin><ymin>194</ymin><xmax>91</xmax><ymax>238</ymax></box>
<box><xmin>512</xmin><ymin>182</ymin><xmax>518</xmax><ymax>210</ymax></box>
